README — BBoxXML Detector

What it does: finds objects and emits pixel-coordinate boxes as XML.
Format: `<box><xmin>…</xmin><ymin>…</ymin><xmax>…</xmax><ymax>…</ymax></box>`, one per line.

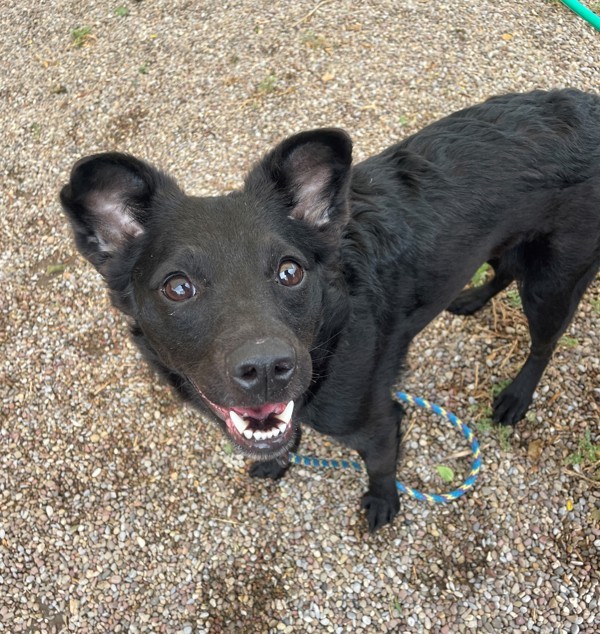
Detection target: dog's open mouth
<box><xmin>227</xmin><ymin>401</ymin><xmax>294</xmax><ymax>442</ymax></box>
<box><xmin>193</xmin><ymin>386</ymin><xmax>296</xmax><ymax>454</ymax></box>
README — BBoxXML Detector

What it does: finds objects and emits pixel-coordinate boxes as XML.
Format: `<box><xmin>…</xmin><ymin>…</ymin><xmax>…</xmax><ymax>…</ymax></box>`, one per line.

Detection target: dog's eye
<box><xmin>277</xmin><ymin>260</ymin><xmax>304</xmax><ymax>287</ymax></box>
<box><xmin>162</xmin><ymin>274</ymin><xmax>196</xmax><ymax>301</ymax></box>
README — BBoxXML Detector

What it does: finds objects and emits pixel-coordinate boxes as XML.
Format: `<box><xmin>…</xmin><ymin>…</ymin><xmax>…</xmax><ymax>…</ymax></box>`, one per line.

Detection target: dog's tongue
<box><xmin>230</xmin><ymin>402</ymin><xmax>285</xmax><ymax>420</ymax></box>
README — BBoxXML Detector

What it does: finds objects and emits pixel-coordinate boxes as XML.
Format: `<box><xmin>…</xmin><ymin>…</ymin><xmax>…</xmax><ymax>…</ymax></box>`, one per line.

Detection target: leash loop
<box><xmin>289</xmin><ymin>391</ymin><xmax>482</xmax><ymax>504</ymax></box>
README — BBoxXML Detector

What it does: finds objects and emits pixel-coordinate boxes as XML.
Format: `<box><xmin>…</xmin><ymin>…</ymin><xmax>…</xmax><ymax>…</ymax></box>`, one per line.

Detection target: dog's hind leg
<box><xmin>447</xmin><ymin>257</ymin><xmax>514</xmax><ymax>315</ymax></box>
<box><xmin>493</xmin><ymin>249</ymin><xmax>599</xmax><ymax>426</ymax></box>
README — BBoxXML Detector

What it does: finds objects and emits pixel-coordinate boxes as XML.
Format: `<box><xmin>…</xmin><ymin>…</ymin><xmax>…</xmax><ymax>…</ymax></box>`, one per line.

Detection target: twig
<box><xmin>548</xmin><ymin>390</ymin><xmax>562</xmax><ymax>405</ymax></box>
<box><xmin>498</xmin><ymin>338</ymin><xmax>519</xmax><ymax>371</ymax></box>
<box><xmin>212</xmin><ymin>517</ymin><xmax>242</xmax><ymax>525</ymax></box>
<box><xmin>238</xmin><ymin>87</ymin><xmax>297</xmax><ymax>111</ymax></box>
<box><xmin>93</xmin><ymin>379</ymin><xmax>117</xmax><ymax>396</ymax></box>
<box><xmin>403</xmin><ymin>412</ymin><xmax>418</xmax><ymax>442</ymax></box>
<box><xmin>294</xmin><ymin>0</ymin><xmax>334</xmax><ymax>26</ymax></box>
<box><xmin>563</xmin><ymin>469</ymin><xmax>599</xmax><ymax>488</ymax></box>
<box><xmin>443</xmin><ymin>449</ymin><xmax>473</xmax><ymax>461</ymax></box>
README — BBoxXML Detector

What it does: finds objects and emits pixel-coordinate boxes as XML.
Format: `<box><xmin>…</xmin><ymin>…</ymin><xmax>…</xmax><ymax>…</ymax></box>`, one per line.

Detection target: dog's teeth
<box><xmin>274</xmin><ymin>400</ymin><xmax>294</xmax><ymax>425</ymax></box>
<box><xmin>231</xmin><ymin>406</ymin><xmax>292</xmax><ymax>442</ymax></box>
<box><xmin>230</xmin><ymin>411</ymin><xmax>249</xmax><ymax>435</ymax></box>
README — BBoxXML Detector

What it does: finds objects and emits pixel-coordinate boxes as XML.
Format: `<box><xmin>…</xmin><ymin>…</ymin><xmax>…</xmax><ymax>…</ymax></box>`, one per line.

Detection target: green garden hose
<box><xmin>561</xmin><ymin>0</ymin><xmax>600</xmax><ymax>31</ymax></box>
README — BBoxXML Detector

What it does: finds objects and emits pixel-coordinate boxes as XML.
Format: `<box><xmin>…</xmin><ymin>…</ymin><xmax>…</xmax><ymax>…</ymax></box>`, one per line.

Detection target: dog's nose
<box><xmin>228</xmin><ymin>339</ymin><xmax>296</xmax><ymax>398</ymax></box>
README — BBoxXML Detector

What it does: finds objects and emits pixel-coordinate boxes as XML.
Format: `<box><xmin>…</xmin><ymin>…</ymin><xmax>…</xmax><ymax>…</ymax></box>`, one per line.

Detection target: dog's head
<box><xmin>60</xmin><ymin>129</ymin><xmax>353</xmax><ymax>459</ymax></box>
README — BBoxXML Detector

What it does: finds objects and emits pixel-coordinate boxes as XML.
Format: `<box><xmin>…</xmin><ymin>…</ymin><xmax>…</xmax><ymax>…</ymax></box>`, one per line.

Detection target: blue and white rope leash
<box><xmin>289</xmin><ymin>391</ymin><xmax>482</xmax><ymax>504</ymax></box>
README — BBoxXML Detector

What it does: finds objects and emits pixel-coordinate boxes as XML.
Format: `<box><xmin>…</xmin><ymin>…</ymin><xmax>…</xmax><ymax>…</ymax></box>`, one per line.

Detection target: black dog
<box><xmin>61</xmin><ymin>89</ymin><xmax>600</xmax><ymax>531</ymax></box>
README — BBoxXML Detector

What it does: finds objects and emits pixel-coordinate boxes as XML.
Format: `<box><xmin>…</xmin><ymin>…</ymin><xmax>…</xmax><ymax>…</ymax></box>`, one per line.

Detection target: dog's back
<box><xmin>345</xmin><ymin>89</ymin><xmax>600</xmax><ymax>332</ymax></box>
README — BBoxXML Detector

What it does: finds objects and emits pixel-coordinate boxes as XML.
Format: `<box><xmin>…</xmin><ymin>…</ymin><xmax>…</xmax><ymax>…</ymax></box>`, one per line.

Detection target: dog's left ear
<box><xmin>60</xmin><ymin>153</ymin><xmax>178</xmax><ymax>276</ymax></box>
<box><xmin>248</xmin><ymin>128</ymin><xmax>353</xmax><ymax>229</ymax></box>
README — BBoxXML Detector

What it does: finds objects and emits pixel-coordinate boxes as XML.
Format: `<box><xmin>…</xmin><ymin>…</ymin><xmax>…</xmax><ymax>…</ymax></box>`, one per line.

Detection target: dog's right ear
<box><xmin>246</xmin><ymin>128</ymin><xmax>353</xmax><ymax>232</ymax></box>
<box><xmin>60</xmin><ymin>153</ymin><xmax>175</xmax><ymax>275</ymax></box>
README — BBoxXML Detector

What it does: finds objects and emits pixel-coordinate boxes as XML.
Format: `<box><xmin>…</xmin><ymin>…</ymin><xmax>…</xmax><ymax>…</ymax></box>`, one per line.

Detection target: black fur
<box><xmin>61</xmin><ymin>89</ymin><xmax>600</xmax><ymax>531</ymax></box>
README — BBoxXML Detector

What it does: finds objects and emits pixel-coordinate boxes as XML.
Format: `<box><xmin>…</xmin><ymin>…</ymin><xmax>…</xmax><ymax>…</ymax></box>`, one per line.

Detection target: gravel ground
<box><xmin>1</xmin><ymin>1</ymin><xmax>599</xmax><ymax>632</ymax></box>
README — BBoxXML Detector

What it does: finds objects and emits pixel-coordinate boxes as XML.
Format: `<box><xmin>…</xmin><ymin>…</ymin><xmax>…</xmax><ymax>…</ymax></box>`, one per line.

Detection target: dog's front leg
<box><xmin>248</xmin><ymin>425</ymin><xmax>303</xmax><ymax>480</ymax></box>
<box><xmin>346</xmin><ymin>400</ymin><xmax>403</xmax><ymax>532</ymax></box>
<box><xmin>249</xmin><ymin>456</ymin><xmax>291</xmax><ymax>480</ymax></box>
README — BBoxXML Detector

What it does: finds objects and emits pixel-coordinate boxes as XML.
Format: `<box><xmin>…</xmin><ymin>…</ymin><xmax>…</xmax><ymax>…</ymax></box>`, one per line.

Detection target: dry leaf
<box><xmin>527</xmin><ymin>439</ymin><xmax>543</xmax><ymax>462</ymax></box>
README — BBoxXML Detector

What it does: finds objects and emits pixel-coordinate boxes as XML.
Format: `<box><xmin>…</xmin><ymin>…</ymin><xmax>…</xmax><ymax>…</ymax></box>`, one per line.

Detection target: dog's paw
<box><xmin>447</xmin><ymin>287</ymin><xmax>489</xmax><ymax>315</ymax></box>
<box><xmin>493</xmin><ymin>388</ymin><xmax>532</xmax><ymax>426</ymax></box>
<box><xmin>249</xmin><ymin>458</ymin><xmax>290</xmax><ymax>480</ymax></box>
<box><xmin>361</xmin><ymin>491</ymin><xmax>400</xmax><ymax>532</ymax></box>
